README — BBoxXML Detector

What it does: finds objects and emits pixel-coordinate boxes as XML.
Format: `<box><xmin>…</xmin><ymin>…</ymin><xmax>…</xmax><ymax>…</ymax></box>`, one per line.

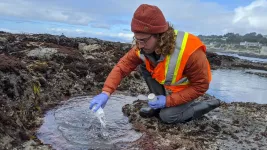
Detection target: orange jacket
<box><xmin>102</xmin><ymin>33</ymin><xmax>211</xmax><ymax>107</ymax></box>
<box><xmin>136</xmin><ymin>31</ymin><xmax>211</xmax><ymax>94</ymax></box>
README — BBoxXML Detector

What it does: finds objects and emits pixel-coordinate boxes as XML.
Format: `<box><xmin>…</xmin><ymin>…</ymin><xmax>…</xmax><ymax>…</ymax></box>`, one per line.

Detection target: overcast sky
<box><xmin>0</xmin><ymin>0</ymin><xmax>267</xmax><ymax>43</ymax></box>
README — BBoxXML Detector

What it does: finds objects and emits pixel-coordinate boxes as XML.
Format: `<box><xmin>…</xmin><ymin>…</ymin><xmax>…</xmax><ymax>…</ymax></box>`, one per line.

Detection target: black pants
<box><xmin>139</xmin><ymin>64</ymin><xmax>219</xmax><ymax>124</ymax></box>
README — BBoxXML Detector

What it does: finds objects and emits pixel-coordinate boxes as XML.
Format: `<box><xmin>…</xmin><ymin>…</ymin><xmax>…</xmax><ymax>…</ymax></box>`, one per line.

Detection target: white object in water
<box><xmin>147</xmin><ymin>93</ymin><xmax>157</xmax><ymax>102</ymax></box>
<box><xmin>92</xmin><ymin>105</ymin><xmax>104</xmax><ymax>116</ymax></box>
<box><xmin>92</xmin><ymin>105</ymin><xmax>106</xmax><ymax>128</ymax></box>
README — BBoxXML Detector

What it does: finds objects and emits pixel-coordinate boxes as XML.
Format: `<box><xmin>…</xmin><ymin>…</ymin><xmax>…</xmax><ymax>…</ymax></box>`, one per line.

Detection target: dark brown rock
<box><xmin>0</xmin><ymin>31</ymin><xmax>266</xmax><ymax>149</ymax></box>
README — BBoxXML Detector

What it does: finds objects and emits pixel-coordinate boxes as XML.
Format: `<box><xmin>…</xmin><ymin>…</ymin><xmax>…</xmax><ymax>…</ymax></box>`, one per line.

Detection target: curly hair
<box><xmin>154</xmin><ymin>23</ymin><xmax>176</xmax><ymax>56</ymax></box>
<box><xmin>132</xmin><ymin>23</ymin><xmax>176</xmax><ymax>56</ymax></box>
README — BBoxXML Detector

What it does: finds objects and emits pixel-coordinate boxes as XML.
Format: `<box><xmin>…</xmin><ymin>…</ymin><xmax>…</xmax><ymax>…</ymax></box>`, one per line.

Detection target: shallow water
<box><xmin>215</xmin><ymin>52</ymin><xmax>267</xmax><ymax>63</ymax></box>
<box><xmin>36</xmin><ymin>95</ymin><xmax>143</xmax><ymax>150</ymax></box>
<box><xmin>207</xmin><ymin>69</ymin><xmax>267</xmax><ymax>104</ymax></box>
<box><xmin>37</xmin><ymin>69</ymin><xmax>267</xmax><ymax>149</ymax></box>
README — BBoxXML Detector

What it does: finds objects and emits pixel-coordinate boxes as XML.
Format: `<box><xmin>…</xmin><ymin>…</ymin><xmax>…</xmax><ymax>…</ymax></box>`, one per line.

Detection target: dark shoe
<box><xmin>207</xmin><ymin>99</ymin><xmax>221</xmax><ymax>109</ymax></box>
<box><xmin>139</xmin><ymin>107</ymin><xmax>160</xmax><ymax>118</ymax></box>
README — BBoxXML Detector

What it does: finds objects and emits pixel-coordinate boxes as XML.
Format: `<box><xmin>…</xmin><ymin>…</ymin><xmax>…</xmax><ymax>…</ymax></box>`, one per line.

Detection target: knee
<box><xmin>159</xmin><ymin>109</ymin><xmax>176</xmax><ymax>124</ymax></box>
<box><xmin>159</xmin><ymin>107</ymin><xmax>194</xmax><ymax>124</ymax></box>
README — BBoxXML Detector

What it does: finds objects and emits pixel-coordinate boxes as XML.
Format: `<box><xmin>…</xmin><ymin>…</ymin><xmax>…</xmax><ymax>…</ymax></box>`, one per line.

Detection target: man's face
<box><xmin>134</xmin><ymin>32</ymin><xmax>158</xmax><ymax>54</ymax></box>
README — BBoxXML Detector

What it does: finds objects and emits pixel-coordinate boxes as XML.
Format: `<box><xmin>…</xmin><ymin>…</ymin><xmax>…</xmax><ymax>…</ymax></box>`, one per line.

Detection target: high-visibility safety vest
<box><xmin>135</xmin><ymin>30</ymin><xmax>212</xmax><ymax>93</ymax></box>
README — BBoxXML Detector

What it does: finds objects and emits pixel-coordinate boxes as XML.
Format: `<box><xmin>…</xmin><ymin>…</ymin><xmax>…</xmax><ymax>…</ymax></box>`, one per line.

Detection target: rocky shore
<box><xmin>122</xmin><ymin>95</ymin><xmax>267</xmax><ymax>149</ymax></box>
<box><xmin>0</xmin><ymin>31</ymin><xmax>266</xmax><ymax>149</ymax></box>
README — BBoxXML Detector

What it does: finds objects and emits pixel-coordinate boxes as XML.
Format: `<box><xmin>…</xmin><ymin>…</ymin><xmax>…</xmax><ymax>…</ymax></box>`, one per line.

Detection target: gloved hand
<box><xmin>148</xmin><ymin>95</ymin><xmax>166</xmax><ymax>109</ymax></box>
<box><xmin>89</xmin><ymin>93</ymin><xmax>109</xmax><ymax>112</ymax></box>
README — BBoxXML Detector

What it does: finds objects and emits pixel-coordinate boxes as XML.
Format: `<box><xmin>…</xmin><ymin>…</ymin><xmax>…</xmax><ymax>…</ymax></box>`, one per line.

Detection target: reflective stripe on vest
<box><xmin>162</xmin><ymin>30</ymin><xmax>189</xmax><ymax>85</ymax></box>
<box><xmin>136</xmin><ymin>30</ymin><xmax>190</xmax><ymax>86</ymax></box>
<box><xmin>137</xmin><ymin>50</ymin><xmax>146</xmax><ymax>62</ymax></box>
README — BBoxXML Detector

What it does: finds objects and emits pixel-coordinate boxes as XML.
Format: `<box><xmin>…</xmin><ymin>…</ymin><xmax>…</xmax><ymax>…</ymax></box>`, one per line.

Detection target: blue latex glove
<box><xmin>148</xmin><ymin>95</ymin><xmax>166</xmax><ymax>109</ymax></box>
<box><xmin>89</xmin><ymin>93</ymin><xmax>109</xmax><ymax>112</ymax></box>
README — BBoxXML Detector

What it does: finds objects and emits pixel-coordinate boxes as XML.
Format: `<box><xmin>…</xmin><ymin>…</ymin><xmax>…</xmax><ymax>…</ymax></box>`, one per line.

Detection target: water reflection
<box><xmin>37</xmin><ymin>95</ymin><xmax>142</xmax><ymax>150</ymax></box>
<box><xmin>207</xmin><ymin>69</ymin><xmax>267</xmax><ymax>104</ymax></box>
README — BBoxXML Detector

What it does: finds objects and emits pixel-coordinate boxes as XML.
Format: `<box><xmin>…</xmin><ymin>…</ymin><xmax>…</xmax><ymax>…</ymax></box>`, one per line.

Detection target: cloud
<box><xmin>111</xmin><ymin>33</ymin><xmax>133</xmax><ymax>40</ymax></box>
<box><xmin>1</xmin><ymin>0</ymin><xmax>267</xmax><ymax>36</ymax></box>
<box><xmin>0</xmin><ymin>0</ymin><xmax>93</xmax><ymax>25</ymax></box>
<box><xmin>91</xmin><ymin>24</ymin><xmax>111</xmax><ymax>29</ymax></box>
<box><xmin>157</xmin><ymin>0</ymin><xmax>235</xmax><ymax>35</ymax></box>
<box><xmin>231</xmin><ymin>0</ymin><xmax>267</xmax><ymax>34</ymax></box>
<box><xmin>0</xmin><ymin>0</ymin><xmax>233</xmax><ymax>34</ymax></box>
<box><xmin>48</xmin><ymin>28</ymin><xmax>69</xmax><ymax>33</ymax></box>
<box><xmin>47</xmin><ymin>27</ymin><xmax>133</xmax><ymax>42</ymax></box>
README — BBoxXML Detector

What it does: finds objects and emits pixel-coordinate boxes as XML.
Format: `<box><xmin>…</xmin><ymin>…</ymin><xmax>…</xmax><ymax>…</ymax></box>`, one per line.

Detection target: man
<box><xmin>89</xmin><ymin>4</ymin><xmax>220</xmax><ymax>124</ymax></box>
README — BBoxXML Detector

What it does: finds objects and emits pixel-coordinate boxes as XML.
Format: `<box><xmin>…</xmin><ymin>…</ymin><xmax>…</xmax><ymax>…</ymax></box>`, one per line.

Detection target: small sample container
<box><xmin>147</xmin><ymin>93</ymin><xmax>157</xmax><ymax>102</ymax></box>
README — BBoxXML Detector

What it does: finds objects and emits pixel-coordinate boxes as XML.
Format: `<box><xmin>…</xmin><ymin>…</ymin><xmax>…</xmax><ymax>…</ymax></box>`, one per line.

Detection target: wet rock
<box><xmin>245</xmin><ymin>71</ymin><xmax>267</xmax><ymax>78</ymax></box>
<box><xmin>78</xmin><ymin>43</ymin><xmax>101</xmax><ymax>52</ymax></box>
<box><xmin>0</xmin><ymin>54</ymin><xmax>26</xmax><ymax>73</ymax></box>
<box><xmin>207</xmin><ymin>52</ymin><xmax>267</xmax><ymax>71</ymax></box>
<box><xmin>0</xmin><ymin>31</ymin><xmax>144</xmax><ymax>149</ymax></box>
<box><xmin>0</xmin><ymin>46</ymin><xmax>4</xmax><ymax>51</ymax></box>
<box><xmin>122</xmin><ymin>94</ymin><xmax>267</xmax><ymax>150</ymax></box>
<box><xmin>84</xmin><ymin>38</ymin><xmax>98</xmax><ymax>45</ymax></box>
<box><xmin>13</xmin><ymin>140</ymin><xmax>52</xmax><ymax>150</ymax></box>
<box><xmin>207</xmin><ymin>52</ymin><xmax>236</xmax><ymax>69</ymax></box>
<box><xmin>27</xmin><ymin>61</ymin><xmax>49</xmax><ymax>73</ymax></box>
<box><xmin>232</xmin><ymin>62</ymin><xmax>267</xmax><ymax>71</ymax></box>
<box><xmin>0</xmin><ymin>31</ymin><xmax>267</xmax><ymax>149</ymax></box>
<box><xmin>0</xmin><ymin>136</ymin><xmax>14</xmax><ymax>149</ymax></box>
<box><xmin>121</xmin><ymin>44</ymin><xmax>131</xmax><ymax>51</ymax></box>
<box><xmin>27</xmin><ymin>48</ymin><xmax>58</xmax><ymax>60</ymax></box>
<box><xmin>0</xmin><ymin>37</ymin><xmax>8</xmax><ymax>43</ymax></box>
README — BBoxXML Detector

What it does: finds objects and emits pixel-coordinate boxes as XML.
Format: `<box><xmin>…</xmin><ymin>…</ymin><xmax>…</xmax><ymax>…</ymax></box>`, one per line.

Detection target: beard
<box><xmin>142</xmin><ymin>48</ymin><xmax>154</xmax><ymax>54</ymax></box>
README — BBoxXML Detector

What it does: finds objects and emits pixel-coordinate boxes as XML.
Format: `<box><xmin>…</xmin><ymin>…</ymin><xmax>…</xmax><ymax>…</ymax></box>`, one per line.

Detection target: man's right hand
<box><xmin>89</xmin><ymin>92</ymin><xmax>109</xmax><ymax>112</ymax></box>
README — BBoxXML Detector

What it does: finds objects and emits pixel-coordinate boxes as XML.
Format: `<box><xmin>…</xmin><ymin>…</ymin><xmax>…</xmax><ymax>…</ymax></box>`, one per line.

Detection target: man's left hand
<box><xmin>148</xmin><ymin>95</ymin><xmax>166</xmax><ymax>109</ymax></box>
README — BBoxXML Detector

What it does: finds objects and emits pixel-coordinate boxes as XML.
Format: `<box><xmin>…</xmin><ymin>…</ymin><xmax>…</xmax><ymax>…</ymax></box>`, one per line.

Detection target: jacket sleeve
<box><xmin>102</xmin><ymin>47</ymin><xmax>143</xmax><ymax>94</ymax></box>
<box><xmin>166</xmin><ymin>48</ymin><xmax>210</xmax><ymax>107</ymax></box>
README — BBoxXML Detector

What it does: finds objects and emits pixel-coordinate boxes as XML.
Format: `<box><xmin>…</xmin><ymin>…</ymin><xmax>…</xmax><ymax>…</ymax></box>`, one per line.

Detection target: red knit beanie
<box><xmin>131</xmin><ymin>4</ymin><xmax>169</xmax><ymax>34</ymax></box>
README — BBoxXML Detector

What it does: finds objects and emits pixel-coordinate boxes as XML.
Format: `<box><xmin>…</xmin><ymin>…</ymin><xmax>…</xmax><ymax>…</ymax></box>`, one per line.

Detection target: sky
<box><xmin>0</xmin><ymin>0</ymin><xmax>267</xmax><ymax>43</ymax></box>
